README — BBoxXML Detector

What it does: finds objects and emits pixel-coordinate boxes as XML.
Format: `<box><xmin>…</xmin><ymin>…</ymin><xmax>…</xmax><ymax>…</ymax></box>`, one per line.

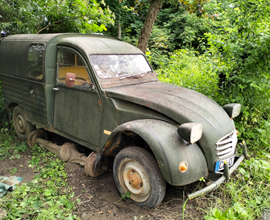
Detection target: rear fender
<box><xmin>98</xmin><ymin>119</ymin><xmax>208</xmax><ymax>186</ymax></box>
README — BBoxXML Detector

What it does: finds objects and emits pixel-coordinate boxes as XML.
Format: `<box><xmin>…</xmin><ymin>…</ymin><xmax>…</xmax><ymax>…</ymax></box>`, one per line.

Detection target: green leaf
<box><xmin>212</xmin><ymin>208</ymin><xmax>223</xmax><ymax>218</ymax></box>
<box><xmin>233</xmin><ymin>203</ymin><xmax>248</xmax><ymax>218</ymax></box>
<box><xmin>44</xmin><ymin>189</ymin><xmax>52</xmax><ymax>197</ymax></box>
<box><xmin>121</xmin><ymin>194</ymin><xmax>126</xmax><ymax>200</ymax></box>
<box><xmin>126</xmin><ymin>191</ymin><xmax>131</xmax><ymax>198</ymax></box>
<box><xmin>47</xmin><ymin>201</ymin><xmax>54</xmax><ymax>207</ymax></box>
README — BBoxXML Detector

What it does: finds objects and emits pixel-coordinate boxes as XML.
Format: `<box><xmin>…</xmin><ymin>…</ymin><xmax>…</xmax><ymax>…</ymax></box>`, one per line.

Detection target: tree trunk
<box><xmin>137</xmin><ymin>0</ymin><xmax>163</xmax><ymax>54</ymax></box>
<box><xmin>118</xmin><ymin>16</ymin><xmax>121</xmax><ymax>39</ymax></box>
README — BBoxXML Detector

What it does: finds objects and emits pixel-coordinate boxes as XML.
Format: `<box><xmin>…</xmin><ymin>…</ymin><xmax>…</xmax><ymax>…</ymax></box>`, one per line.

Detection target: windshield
<box><xmin>89</xmin><ymin>54</ymin><xmax>152</xmax><ymax>79</ymax></box>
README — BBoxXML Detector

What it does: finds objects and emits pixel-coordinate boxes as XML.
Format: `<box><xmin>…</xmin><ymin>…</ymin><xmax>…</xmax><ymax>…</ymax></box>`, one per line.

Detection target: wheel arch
<box><xmin>7</xmin><ymin>102</ymin><xmax>18</xmax><ymax>109</ymax></box>
<box><xmin>97</xmin><ymin>119</ymin><xmax>209</xmax><ymax>185</ymax></box>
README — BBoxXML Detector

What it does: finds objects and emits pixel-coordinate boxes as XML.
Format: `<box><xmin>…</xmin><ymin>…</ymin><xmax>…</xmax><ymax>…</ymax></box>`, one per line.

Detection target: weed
<box><xmin>115</xmin><ymin>191</ymin><xmax>131</xmax><ymax>204</ymax></box>
<box><xmin>9</xmin><ymin>154</ymin><xmax>20</xmax><ymax>160</ymax></box>
<box><xmin>121</xmin><ymin>191</ymin><xmax>131</xmax><ymax>200</ymax></box>
<box><xmin>0</xmin><ymin>137</ymin><xmax>78</xmax><ymax>219</ymax></box>
<box><xmin>0</xmin><ymin>133</ymin><xmax>28</xmax><ymax>160</ymax></box>
<box><xmin>8</xmin><ymin>168</ymin><xmax>17</xmax><ymax>175</ymax></box>
<box><xmin>204</xmin><ymin>154</ymin><xmax>270</xmax><ymax>220</ymax></box>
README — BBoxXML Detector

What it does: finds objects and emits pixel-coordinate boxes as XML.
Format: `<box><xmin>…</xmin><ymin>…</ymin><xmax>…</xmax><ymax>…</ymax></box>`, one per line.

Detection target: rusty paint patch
<box><xmin>123</xmin><ymin>131</ymin><xmax>134</xmax><ymax>137</ymax></box>
<box><xmin>124</xmin><ymin>169</ymin><xmax>142</xmax><ymax>191</ymax></box>
<box><xmin>104</xmin><ymin>138</ymin><xmax>113</xmax><ymax>149</ymax></box>
<box><xmin>104</xmin><ymin>140</ymin><xmax>121</xmax><ymax>156</ymax></box>
<box><xmin>145</xmin><ymin>102</ymin><xmax>152</xmax><ymax>107</ymax></box>
<box><xmin>98</xmin><ymin>100</ymin><xmax>101</xmax><ymax>105</ymax></box>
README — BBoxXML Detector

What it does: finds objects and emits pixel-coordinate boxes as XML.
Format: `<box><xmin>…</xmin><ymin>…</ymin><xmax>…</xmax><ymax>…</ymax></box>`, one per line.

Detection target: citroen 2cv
<box><xmin>0</xmin><ymin>34</ymin><xmax>247</xmax><ymax>207</ymax></box>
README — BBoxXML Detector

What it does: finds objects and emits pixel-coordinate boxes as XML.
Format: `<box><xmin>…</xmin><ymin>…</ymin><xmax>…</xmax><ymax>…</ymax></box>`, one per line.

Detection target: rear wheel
<box><xmin>113</xmin><ymin>146</ymin><xmax>166</xmax><ymax>207</ymax></box>
<box><xmin>13</xmin><ymin>106</ymin><xmax>35</xmax><ymax>140</ymax></box>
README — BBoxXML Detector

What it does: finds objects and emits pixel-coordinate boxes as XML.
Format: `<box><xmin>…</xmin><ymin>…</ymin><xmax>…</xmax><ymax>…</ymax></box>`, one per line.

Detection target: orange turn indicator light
<box><xmin>179</xmin><ymin>161</ymin><xmax>188</xmax><ymax>173</ymax></box>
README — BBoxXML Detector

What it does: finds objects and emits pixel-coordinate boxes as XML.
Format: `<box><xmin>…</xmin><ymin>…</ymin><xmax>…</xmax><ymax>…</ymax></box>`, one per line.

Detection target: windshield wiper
<box><xmin>119</xmin><ymin>71</ymin><xmax>153</xmax><ymax>80</ymax></box>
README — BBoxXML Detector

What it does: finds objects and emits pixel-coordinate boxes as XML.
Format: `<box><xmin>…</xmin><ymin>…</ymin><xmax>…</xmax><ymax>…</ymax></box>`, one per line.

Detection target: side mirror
<box><xmin>223</xmin><ymin>103</ymin><xmax>241</xmax><ymax>119</ymax></box>
<box><xmin>65</xmin><ymin>72</ymin><xmax>76</xmax><ymax>88</ymax></box>
<box><xmin>177</xmin><ymin>123</ymin><xmax>203</xmax><ymax>144</ymax></box>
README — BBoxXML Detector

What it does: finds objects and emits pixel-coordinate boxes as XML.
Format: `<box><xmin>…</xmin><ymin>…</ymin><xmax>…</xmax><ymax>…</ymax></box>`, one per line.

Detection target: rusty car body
<box><xmin>0</xmin><ymin>34</ymin><xmax>247</xmax><ymax>207</ymax></box>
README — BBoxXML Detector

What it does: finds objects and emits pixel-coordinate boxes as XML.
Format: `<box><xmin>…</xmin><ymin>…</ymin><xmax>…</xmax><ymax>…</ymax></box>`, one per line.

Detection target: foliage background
<box><xmin>1</xmin><ymin>0</ymin><xmax>270</xmax><ymax>219</ymax></box>
<box><xmin>0</xmin><ymin>0</ymin><xmax>114</xmax><ymax>34</ymax></box>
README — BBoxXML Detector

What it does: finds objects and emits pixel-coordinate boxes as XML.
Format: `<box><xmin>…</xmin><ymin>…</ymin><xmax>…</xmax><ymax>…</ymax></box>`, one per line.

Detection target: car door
<box><xmin>22</xmin><ymin>44</ymin><xmax>48</xmax><ymax>126</ymax></box>
<box><xmin>53</xmin><ymin>46</ymin><xmax>101</xmax><ymax>147</ymax></box>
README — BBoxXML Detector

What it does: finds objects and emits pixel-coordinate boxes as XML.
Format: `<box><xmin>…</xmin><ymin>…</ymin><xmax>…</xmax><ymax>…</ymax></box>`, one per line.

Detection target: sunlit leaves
<box><xmin>0</xmin><ymin>0</ymin><xmax>114</xmax><ymax>35</ymax></box>
<box><xmin>157</xmin><ymin>49</ymin><xmax>219</xmax><ymax>99</ymax></box>
<box><xmin>205</xmin><ymin>0</ymin><xmax>270</xmax><ymax>126</ymax></box>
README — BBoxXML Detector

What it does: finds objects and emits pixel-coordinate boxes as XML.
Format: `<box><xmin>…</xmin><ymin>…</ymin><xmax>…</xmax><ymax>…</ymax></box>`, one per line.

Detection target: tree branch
<box><xmin>35</xmin><ymin>16</ymin><xmax>44</xmax><ymax>34</ymax></box>
<box><xmin>36</xmin><ymin>18</ymin><xmax>66</xmax><ymax>34</ymax></box>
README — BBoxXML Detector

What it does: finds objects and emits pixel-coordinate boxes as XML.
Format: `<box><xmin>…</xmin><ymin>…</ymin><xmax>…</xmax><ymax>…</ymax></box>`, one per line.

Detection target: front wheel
<box><xmin>113</xmin><ymin>146</ymin><xmax>166</xmax><ymax>207</ymax></box>
<box><xmin>13</xmin><ymin>106</ymin><xmax>35</xmax><ymax>140</ymax></box>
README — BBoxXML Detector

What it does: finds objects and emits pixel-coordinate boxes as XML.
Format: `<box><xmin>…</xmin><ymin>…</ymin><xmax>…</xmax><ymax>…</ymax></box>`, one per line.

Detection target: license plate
<box><xmin>215</xmin><ymin>156</ymin><xmax>235</xmax><ymax>172</ymax></box>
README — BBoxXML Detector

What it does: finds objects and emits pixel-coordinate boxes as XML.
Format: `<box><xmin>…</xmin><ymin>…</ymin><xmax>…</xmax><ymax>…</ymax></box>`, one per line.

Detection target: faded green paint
<box><xmin>101</xmin><ymin>119</ymin><xmax>208</xmax><ymax>186</ymax></box>
<box><xmin>105</xmin><ymin>83</ymin><xmax>235</xmax><ymax>171</ymax></box>
<box><xmin>54</xmin><ymin>84</ymin><xmax>101</xmax><ymax>146</ymax></box>
<box><xmin>0</xmin><ymin>33</ymin><xmax>243</xmax><ymax>187</ymax></box>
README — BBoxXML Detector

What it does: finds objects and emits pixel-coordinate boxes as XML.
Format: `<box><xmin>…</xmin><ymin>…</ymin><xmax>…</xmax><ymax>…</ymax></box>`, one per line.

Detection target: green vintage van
<box><xmin>0</xmin><ymin>34</ymin><xmax>247</xmax><ymax>207</ymax></box>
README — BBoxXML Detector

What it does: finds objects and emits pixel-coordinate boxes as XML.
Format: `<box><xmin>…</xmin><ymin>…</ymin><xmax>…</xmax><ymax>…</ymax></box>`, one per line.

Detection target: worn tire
<box><xmin>13</xmin><ymin>106</ymin><xmax>35</xmax><ymax>140</ymax></box>
<box><xmin>113</xmin><ymin>146</ymin><xmax>166</xmax><ymax>207</ymax></box>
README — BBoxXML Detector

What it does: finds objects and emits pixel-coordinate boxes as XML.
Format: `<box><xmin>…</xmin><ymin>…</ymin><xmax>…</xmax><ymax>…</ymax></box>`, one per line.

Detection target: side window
<box><xmin>57</xmin><ymin>48</ymin><xmax>91</xmax><ymax>88</ymax></box>
<box><xmin>28</xmin><ymin>44</ymin><xmax>45</xmax><ymax>80</ymax></box>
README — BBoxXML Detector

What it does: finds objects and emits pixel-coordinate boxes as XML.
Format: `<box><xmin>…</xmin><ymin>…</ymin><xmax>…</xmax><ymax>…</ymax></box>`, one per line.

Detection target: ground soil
<box><xmin>65</xmin><ymin>163</ymin><xmax>207</xmax><ymax>220</ymax></box>
<box><xmin>0</xmin><ymin>134</ymin><xmax>212</xmax><ymax>220</ymax></box>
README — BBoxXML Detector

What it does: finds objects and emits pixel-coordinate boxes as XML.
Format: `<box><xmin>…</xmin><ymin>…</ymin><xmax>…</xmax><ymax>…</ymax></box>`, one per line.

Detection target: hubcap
<box><xmin>16</xmin><ymin>115</ymin><xmax>25</xmax><ymax>133</ymax></box>
<box><xmin>118</xmin><ymin>159</ymin><xmax>151</xmax><ymax>202</ymax></box>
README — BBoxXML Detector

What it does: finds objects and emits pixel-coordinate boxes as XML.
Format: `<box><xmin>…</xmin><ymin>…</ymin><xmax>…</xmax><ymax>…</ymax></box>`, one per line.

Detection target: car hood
<box><xmin>105</xmin><ymin>82</ymin><xmax>236</xmax><ymax>170</ymax></box>
<box><xmin>106</xmin><ymin>82</ymin><xmax>234</xmax><ymax>136</ymax></box>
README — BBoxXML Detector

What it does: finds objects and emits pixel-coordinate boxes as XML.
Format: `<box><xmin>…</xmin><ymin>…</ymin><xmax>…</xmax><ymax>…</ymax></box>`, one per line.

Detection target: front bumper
<box><xmin>188</xmin><ymin>141</ymin><xmax>248</xmax><ymax>199</ymax></box>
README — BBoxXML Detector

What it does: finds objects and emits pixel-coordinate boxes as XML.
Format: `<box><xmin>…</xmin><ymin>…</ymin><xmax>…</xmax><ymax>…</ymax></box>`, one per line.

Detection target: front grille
<box><xmin>216</xmin><ymin>130</ymin><xmax>237</xmax><ymax>159</ymax></box>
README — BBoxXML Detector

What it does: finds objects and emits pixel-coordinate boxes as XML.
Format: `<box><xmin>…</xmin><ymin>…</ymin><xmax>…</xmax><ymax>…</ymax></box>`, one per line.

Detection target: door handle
<box><xmin>53</xmin><ymin>87</ymin><xmax>59</xmax><ymax>91</ymax></box>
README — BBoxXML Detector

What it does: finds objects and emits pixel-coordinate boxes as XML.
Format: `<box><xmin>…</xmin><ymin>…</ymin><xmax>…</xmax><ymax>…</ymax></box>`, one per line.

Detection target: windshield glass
<box><xmin>89</xmin><ymin>54</ymin><xmax>152</xmax><ymax>79</ymax></box>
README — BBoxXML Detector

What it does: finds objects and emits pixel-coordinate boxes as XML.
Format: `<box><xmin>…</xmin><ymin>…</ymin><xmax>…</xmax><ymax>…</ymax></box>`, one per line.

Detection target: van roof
<box><xmin>2</xmin><ymin>33</ymin><xmax>142</xmax><ymax>54</ymax></box>
<box><xmin>0</xmin><ymin>33</ymin><xmax>142</xmax><ymax>78</ymax></box>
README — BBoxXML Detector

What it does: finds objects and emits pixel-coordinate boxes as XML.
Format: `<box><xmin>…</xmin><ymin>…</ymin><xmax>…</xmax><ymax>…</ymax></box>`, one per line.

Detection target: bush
<box><xmin>157</xmin><ymin>49</ymin><xmax>219</xmax><ymax>99</ymax></box>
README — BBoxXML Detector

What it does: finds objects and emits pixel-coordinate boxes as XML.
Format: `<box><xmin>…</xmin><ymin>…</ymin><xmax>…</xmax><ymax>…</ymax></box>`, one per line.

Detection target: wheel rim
<box><xmin>15</xmin><ymin>114</ymin><xmax>26</xmax><ymax>134</ymax></box>
<box><xmin>118</xmin><ymin>159</ymin><xmax>151</xmax><ymax>202</ymax></box>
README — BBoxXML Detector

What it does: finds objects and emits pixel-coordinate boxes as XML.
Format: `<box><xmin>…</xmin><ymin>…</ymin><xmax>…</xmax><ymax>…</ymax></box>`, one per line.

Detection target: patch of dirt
<box><xmin>0</xmin><ymin>151</ymin><xmax>35</xmax><ymax>184</ymax></box>
<box><xmin>65</xmin><ymin>161</ymin><xmax>206</xmax><ymax>220</ymax></box>
<box><xmin>0</xmin><ymin>133</ymin><xmax>208</xmax><ymax>220</ymax></box>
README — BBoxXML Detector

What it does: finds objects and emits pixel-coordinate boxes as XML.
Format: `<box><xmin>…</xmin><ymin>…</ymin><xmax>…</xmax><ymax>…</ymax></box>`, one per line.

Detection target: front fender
<box><xmin>98</xmin><ymin>119</ymin><xmax>208</xmax><ymax>186</ymax></box>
